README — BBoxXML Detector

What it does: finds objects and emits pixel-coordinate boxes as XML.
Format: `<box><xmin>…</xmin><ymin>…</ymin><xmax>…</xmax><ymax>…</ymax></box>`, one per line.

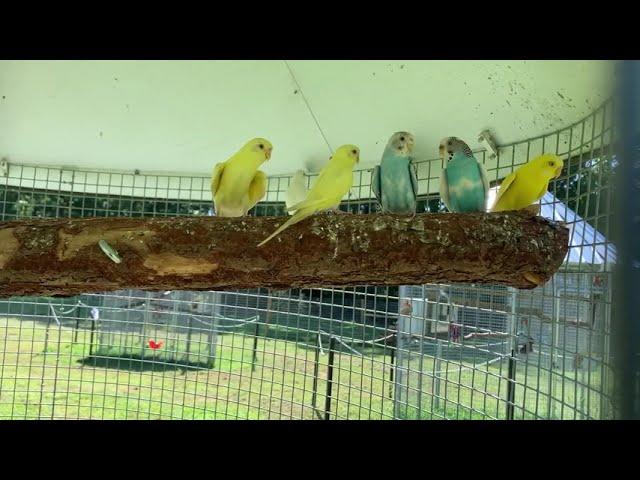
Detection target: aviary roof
<box><xmin>0</xmin><ymin>60</ymin><xmax>613</xmax><ymax>177</ymax></box>
<box><xmin>540</xmin><ymin>191</ymin><xmax>616</xmax><ymax>265</ymax></box>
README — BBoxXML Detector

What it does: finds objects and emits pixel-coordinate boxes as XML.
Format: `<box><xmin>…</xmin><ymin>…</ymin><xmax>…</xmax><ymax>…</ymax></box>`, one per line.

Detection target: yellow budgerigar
<box><xmin>491</xmin><ymin>154</ymin><xmax>564</xmax><ymax>212</ymax></box>
<box><xmin>258</xmin><ymin>145</ymin><xmax>360</xmax><ymax>247</ymax></box>
<box><xmin>211</xmin><ymin>138</ymin><xmax>272</xmax><ymax>217</ymax></box>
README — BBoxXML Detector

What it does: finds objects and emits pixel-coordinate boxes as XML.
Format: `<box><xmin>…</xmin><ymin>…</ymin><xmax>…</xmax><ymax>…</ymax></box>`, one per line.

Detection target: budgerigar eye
<box><xmin>400</xmin><ymin>136</ymin><xmax>405</xmax><ymax>141</ymax></box>
<box><xmin>259</xmin><ymin>144</ymin><xmax>264</xmax><ymax>149</ymax></box>
<box><xmin>351</xmin><ymin>149</ymin><xmax>357</xmax><ymax>155</ymax></box>
<box><xmin>548</xmin><ymin>161</ymin><xmax>555</xmax><ymax>166</ymax></box>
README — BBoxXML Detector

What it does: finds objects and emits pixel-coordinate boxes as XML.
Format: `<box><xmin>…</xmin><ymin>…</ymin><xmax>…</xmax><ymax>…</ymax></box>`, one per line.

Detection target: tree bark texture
<box><xmin>0</xmin><ymin>212</ymin><xmax>569</xmax><ymax>297</ymax></box>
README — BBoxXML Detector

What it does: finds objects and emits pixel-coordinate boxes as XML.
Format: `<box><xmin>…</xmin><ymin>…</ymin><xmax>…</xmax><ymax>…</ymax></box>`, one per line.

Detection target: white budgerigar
<box><xmin>285</xmin><ymin>170</ymin><xmax>309</xmax><ymax>215</ymax></box>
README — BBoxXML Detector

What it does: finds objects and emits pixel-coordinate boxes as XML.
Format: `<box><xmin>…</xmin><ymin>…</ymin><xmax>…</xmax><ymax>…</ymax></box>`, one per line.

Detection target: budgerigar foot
<box><xmin>328</xmin><ymin>208</ymin><xmax>349</xmax><ymax>215</ymax></box>
<box><xmin>523</xmin><ymin>204</ymin><xmax>541</xmax><ymax>216</ymax></box>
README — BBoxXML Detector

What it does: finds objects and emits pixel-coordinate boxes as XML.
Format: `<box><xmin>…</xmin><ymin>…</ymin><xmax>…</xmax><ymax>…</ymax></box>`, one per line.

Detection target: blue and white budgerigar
<box><xmin>438</xmin><ymin>136</ymin><xmax>489</xmax><ymax>213</ymax></box>
<box><xmin>372</xmin><ymin>131</ymin><xmax>418</xmax><ymax>215</ymax></box>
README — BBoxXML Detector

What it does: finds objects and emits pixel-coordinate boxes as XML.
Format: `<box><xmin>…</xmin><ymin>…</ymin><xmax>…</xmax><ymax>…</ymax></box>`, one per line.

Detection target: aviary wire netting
<box><xmin>0</xmin><ymin>100</ymin><xmax>616</xmax><ymax>419</ymax></box>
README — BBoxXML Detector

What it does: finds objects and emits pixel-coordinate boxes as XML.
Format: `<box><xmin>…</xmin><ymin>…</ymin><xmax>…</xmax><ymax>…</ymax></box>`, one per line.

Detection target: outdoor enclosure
<box><xmin>0</xmin><ymin>89</ymin><xmax>617</xmax><ymax>420</ymax></box>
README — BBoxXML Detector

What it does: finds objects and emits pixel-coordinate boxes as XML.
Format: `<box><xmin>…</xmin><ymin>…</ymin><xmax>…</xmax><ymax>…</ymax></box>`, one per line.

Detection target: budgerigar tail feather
<box><xmin>257</xmin><ymin>208</ymin><xmax>314</xmax><ymax>247</ymax></box>
<box><xmin>286</xmin><ymin>197</ymin><xmax>333</xmax><ymax>212</ymax></box>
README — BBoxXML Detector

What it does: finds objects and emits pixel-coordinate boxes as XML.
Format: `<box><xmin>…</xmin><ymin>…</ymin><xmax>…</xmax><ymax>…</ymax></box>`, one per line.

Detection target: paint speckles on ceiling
<box><xmin>0</xmin><ymin>60</ymin><xmax>613</xmax><ymax>176</ymax></box>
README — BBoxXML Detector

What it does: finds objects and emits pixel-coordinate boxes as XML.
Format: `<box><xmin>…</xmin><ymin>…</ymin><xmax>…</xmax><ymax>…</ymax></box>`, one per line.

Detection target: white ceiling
<box><xmin>0</xmin><ymin>60</ymin><xmax>614</xmax><ymax>177</ymax></box>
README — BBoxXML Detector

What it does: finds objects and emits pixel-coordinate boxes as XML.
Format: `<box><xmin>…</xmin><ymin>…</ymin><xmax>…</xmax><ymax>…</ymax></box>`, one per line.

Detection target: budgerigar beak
<box><xmin>265</xmin><ymin>148</ymin><xmax>272</xmax><ymax>160</ymax></box>
<box><xmin>407</xmin><ymin>140</ymin><xmax>415</xmax><ymax>153</ymax></box>
<box><xmin>554</xmin><ymin>166</ymin><xmax>563</xmax><ymax>178</ymax></box>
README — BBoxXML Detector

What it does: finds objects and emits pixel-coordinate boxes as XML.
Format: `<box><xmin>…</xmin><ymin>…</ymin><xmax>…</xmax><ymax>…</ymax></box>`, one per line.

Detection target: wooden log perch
<box><xmin>0</xmin><ymin>212</ymin><xmax>569</xmax><ymax>298</ymax></box>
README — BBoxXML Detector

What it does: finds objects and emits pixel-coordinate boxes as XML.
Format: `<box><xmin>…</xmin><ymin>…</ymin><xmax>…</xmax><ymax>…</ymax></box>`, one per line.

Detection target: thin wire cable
<box><xmin>283</xmin><ymin>60</ymin><xmax>333</xmax><ymax>155</ymax></box>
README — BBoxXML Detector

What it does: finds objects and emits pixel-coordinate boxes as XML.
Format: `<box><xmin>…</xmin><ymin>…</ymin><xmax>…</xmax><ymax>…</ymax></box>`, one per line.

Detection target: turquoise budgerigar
<box><xmin>438</xmin><ymin>136</ymin><xmax>489</xmax><ymax>212</ymax></box>
<box><xmin>372</xmin><ymin>132</ymin><xmax>418</xmax><ymax>214</ymax></box>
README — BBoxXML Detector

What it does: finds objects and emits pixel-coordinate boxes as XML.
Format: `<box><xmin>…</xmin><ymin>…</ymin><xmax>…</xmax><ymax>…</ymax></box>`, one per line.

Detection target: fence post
<box><xmin>505</xmin><ymin>287</ymin><xmax>518</xmax><ymax>420</ymax></box>
<box><xmin>506</xmin><ymin>350</ymin><xmax>516</xmax><ymax>420</ymax></box>
<box><xmin>88</xmin><ymin>316</ymin><xmax>96</xmax><ymax>357</ymax></box>
<box><xmin>264</xmin><ymin>292</ymin><xmax>272</xmax><ymax>339</ymax></box>
<box><xmin>388</xmin><ymin>346</ymin><xmax>395</xmax><ymax>399</ymax></box>
<box><xmin>252</xmin><ymin>321</ymin><xmax>260</xmax><ymax>372</ymax></box>
<box><xmin>433</xmin><ymin>339</ymin><xmax>442</xmax><ymax>412</ymax></box>
<box><xmin>417</xmin><ymin>332</ymin><xmax>425</xmax><ymax>416</ymax></box>
<box><xmin>43</xmin><ymin>315</ymin><xmax>52</xmax><ymax>354</ymax></box>
<box><xmin>311</xmin><ymin>333</ymin><xmax>321</xmax><ymax>414</ymax></box>
<box><xmin>73</xmin><ymin>302</ymin><xmax>81</xmax><ymax>345</ymax></box>
<box><xmin>169</xmin><ymin>292</ymin><xmax>179</xmax><ymax>364</ymax></box>
<box><xmin>207</xmin><ymin>314</ymin><xmax>217</xmax><ymax>369</ymax></box>
<box><xmin>601</xmin><ymin>284</ymin><xmax>613</xmax><ymax>419</ymax></box>
<box><xmin>140</xmin><ymin>293</ymin><xmax>150</xmax><ymax>361</ymax></box>
<box><xmin>324</xmin><ymin>336</ymin><xmax>336</xmax><ymax>420</ymax></box>
<box><xmin>185</xmin><ymin>315</ymin><xmax>193</xmax><ymax>363</ymax></box>
<box><xmin>577</xmin><ymin>352</ymin><xmax>586</xmax><ymax>419</ymax></box>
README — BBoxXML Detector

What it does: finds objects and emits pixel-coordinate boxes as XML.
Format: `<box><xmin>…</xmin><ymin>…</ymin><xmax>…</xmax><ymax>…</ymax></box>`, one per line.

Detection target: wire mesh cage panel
<box><xmin>92</xmin><ymin>290</ymin><xmax>220</xmax><ymax>370</ymax></box>
<box><xmin>0</xmin><ymin>100</ymin><xmax>616</xmax><ymax>420</ymax></box>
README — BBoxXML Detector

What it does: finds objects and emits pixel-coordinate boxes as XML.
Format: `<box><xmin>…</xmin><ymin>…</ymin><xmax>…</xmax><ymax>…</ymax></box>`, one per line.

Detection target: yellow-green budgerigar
<box><xmin>491</xmin><ymin>153</ymin><xmax>564</xmax><ymax>212</ymax></box>
<box><xmin>258</xmin><ymin>145</ymin><xmax>360</xmax><ymax>247</ymax></box>
<box><xmin>211</xmin><ymin>138</ymin><xmax>272</xmax><ymax>217</ymax></box>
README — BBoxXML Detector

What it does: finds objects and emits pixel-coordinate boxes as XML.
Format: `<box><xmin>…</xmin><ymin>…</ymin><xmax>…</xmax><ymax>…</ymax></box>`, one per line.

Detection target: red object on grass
<box><xmin>148</xmin><ymin>339</ymin><xmax>163</xmax><ymax>350</ymax></box>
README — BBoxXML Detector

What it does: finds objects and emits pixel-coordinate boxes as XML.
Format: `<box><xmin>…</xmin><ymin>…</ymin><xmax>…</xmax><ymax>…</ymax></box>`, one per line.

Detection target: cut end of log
<box><xmin>523</xmin><ymin>272</ymin><xmax>545</xmax><ymax>286</ymax></box>
<box><xmin>0</xmin><ymin>229</ymin><xmax>19</xmax><ymax>269</ymax></box>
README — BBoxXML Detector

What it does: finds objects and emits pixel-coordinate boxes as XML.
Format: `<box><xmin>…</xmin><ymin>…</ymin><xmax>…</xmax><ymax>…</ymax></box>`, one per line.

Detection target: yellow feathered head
<box><xmin>241</xmin><ymin>137</ymin><xmax>273</xmax><ymax>162</ymax></box>
<box><xmin>333</xmin><ymin>144</ymin><xmax>360</xmax><ymax>167</ymax></box>
<box><xmin>529</xmin><ymin>154</ymin><xmax>564</xmax><ymax>180</ymax></box>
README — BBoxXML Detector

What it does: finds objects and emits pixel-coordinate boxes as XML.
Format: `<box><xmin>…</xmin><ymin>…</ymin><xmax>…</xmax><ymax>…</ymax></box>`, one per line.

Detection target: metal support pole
<box><xmin>614</xmin><ymin>60</ymin><xmax>640</xmax><ymax>419</ymax></box>
<box><xmin>252</xmin><ymin>321</ymin><xmax>260</xmax><ymax>372</ymax></box>
<box><xmin>88</xmin><ymin>317</ymin><xmax>96</xmax><ymax>357</ymax></box>
<box><xmin>434</xmin><ymin>339</ymin><xmax>442</xmax><ymax>412</ymax></box>
<box><xmin>73</xmin><ymin>303</ymin><xmax>81</xmax><ymax>344</ymax></box>
<box><xmin>185</xmin><ymin>315</ymin><xmax>193</xmax><ymax>363</ymax></box>
<box><xmin>506</xmin><ymin>287</ymin><xmax>518</xmax><ymax>420</ymax></box>
<box><xmin>506</xmin><ymin>352</ymin><xmax>516</xmax><ymax>420</ymax></box>
<box><xmin>43</xmin><ymin>316</ymin><xmax>52</xmax><ymax>354</ymax></box>
<box><xmin>324</xmin><ymin>336</ymin><xmax>336</xmax><ymax>420</ymax></box>
<box><xmin>388</xmin><ymin>347</ymin><xmax>395</xmax><ymax>399</ymax></box>
<box><xmin>311</xmin><ymin>333</ymin><xmax>320</xmax><ymax>411</ymax></box>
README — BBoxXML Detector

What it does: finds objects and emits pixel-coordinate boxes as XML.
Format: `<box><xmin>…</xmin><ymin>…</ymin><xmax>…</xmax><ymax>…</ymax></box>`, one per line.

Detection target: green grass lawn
<box><xmin>0</xmin><ymin>317</ymin><xmax>610</xmax><ymax>419</ymax></box>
